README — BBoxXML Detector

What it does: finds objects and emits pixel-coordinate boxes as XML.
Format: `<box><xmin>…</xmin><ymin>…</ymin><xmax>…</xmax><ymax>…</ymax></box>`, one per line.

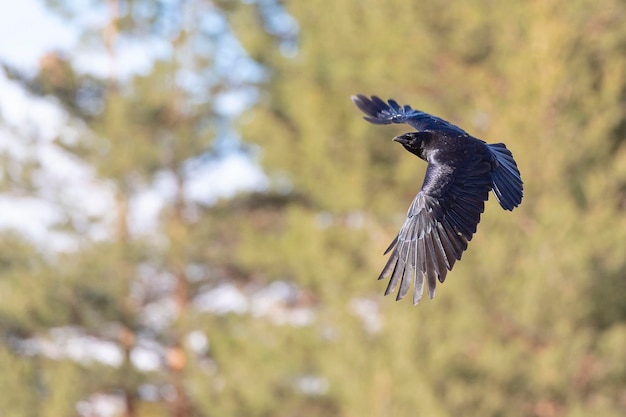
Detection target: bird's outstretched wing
<box><xmin>351</xmin><ymin>94</ymin><xmax>467</xmax><ymax>135</ymax></box>
<box><xmin>381</xmin><ymin>156</ymin><xmax>493</xmax><ymax>304</ymax></box>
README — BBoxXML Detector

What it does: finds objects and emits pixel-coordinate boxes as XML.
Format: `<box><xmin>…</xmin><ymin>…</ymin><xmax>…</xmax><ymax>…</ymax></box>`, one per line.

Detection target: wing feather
<box><xmin>380</xmin><ymin>160</ymin><xmax>491</xmax><ymax>303</ymax></box>
<box><xmin>351</xmin><ymin>94</ymin><xmax>467</xmax><ymax>134</ymax></box>
<box><xmin>352</xmin><ymin>94</ymin><xmax>522</xmax><ymax>303</ymax></box>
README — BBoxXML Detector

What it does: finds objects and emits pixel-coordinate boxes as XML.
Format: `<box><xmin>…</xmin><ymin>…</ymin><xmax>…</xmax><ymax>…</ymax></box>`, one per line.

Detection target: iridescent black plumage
<box><xmin>352</xmin><ymin>95</ymin><xmax>523</xmax><ymax>304</ymax></box>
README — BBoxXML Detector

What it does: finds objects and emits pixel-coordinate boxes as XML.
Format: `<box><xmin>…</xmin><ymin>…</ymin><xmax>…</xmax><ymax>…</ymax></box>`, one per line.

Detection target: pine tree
<box><xmin>1</xmin><ymin>1</ymin><xmax>267</xmax><ymax>416</ymax></box>
<box><xmin>226</xmin><ymin>0</ymin><xmax>626</xmax><ymax>415</ymax></box>
<box><xmin>2</xmin><ymin>0</ymin><xmax>625</xmax><ymax>416</ymax></box>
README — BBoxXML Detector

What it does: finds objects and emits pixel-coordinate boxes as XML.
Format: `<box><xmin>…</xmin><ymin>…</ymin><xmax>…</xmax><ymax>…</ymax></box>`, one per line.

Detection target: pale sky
<box><xmin>0</xmin><ymin>0</ymin><xmax>267</xmax><ymax>248</ymax></box>
<box><xmin>0</xmin><ymin>0</ymin><xmax>77</xmax><ymax>71</ymax></box>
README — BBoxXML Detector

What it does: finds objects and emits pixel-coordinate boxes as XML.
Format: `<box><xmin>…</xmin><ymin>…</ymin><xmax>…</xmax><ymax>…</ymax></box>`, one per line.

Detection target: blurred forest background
<box><xmin>1</xmin><ymin>0</ymin><xmax>625</xmax><ymax>416</ymax></box>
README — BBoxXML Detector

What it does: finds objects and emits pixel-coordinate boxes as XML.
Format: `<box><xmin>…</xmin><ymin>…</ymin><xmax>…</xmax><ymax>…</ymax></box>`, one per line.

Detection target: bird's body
<box><xmin>352</xmin><ymin>95</ymin><xmax>523</xmax><ymax>304</ymax></box>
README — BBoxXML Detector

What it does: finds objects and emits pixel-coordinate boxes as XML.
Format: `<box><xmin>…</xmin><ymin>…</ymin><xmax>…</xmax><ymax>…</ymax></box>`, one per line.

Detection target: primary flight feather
<box><xmin>352</xmin><ymin>95</ymin><xmax>523</xmax><ymax>304</ymax></box>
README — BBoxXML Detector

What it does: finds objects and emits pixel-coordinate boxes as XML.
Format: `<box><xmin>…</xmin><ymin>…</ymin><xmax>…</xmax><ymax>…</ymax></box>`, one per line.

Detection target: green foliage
<box><xmin>1</xmin><ymin>0</ymin><xmax>625</xmax><ymax>416</ymax></box>
<box><xmin>230</xmin><ymin>0</ymin><xmax>626</xmax><ymax>415</ymax></box>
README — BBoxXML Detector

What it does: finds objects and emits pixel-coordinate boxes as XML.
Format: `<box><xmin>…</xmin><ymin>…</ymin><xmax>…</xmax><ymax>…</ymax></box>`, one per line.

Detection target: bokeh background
<box><xmin>1</xmin><ymin>1</ymin><xmax>625</xmax><ymax>416</ymax></box>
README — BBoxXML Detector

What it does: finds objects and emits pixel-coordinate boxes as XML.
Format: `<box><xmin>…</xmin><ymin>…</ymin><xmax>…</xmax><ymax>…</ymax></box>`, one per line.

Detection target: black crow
<box><xmin>352</xmin><ymin>95</ymin><xmax>523</xmax><ymax>304</ymax></box>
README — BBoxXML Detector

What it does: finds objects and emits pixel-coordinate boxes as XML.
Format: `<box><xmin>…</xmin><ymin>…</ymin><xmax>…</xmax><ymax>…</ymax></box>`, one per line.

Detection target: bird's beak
<box><xmin>393</xmin><ymin>135</ymin><xmax>408</xmax><ymax>145</ymax></box>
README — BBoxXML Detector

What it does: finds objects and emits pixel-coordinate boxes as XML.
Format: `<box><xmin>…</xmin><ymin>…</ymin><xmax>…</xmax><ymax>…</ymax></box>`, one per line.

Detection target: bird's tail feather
<box><xmin>488</xmin><ymin>143</ymin><xmax>523</xmax><ymax>210</ymax></box>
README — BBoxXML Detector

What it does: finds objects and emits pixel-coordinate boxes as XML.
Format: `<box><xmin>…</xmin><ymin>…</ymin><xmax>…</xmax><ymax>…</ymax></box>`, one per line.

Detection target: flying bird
<box><xmin>352</xmin><ymin>95</ymin><xmax>523</xmax><ymax>304</ymax></box>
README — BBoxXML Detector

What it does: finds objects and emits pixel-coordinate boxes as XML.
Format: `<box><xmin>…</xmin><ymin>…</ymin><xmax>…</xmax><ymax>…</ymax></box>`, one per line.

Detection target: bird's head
<box><xmin>393</xmin><ymin>132</ymin><xmax>428</xmax><ymax>160</ymax></box>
